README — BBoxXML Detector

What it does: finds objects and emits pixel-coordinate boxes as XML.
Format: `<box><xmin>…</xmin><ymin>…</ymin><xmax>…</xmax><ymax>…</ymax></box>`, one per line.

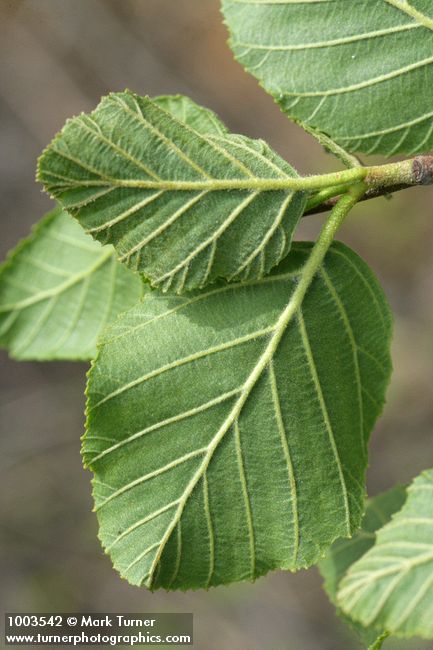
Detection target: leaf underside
<box><xmin>320</xmin><ymin>485</ymin><xmax>407</xmax><ymax>648</ymax></box>
<box><xmin>84</xmin><ymin>241</ymin><xmax>392</xmax><ymax>590</ymax></box>
<box><xmin>222</xmin><ymin>0</ymin><xmax>433</xmax><ymax>156</ymax></box>
<box><xmin>0</xmin><ymin>207</ymin><xmax>143</xmax><ymax>360</ymax></box>
<box><xmin>153</xmin><ymin>95</ymin><xmax>230</xmax><ymax>136</ymax></box>
<box><xmin>37</xmin><ymin>92</ymin><xmax>306</xmax><ymax>293</ymax></box>
<box><xmin>339</xmin><ymin>468</ymin><xmax>433</xmax><ymax>640</ymax></box>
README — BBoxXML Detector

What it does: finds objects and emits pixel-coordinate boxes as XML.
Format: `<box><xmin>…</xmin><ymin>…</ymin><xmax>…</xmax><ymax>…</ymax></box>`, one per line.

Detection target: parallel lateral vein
<box><xmin>116</xmin><ymin>95</ymin><xmax>210</xmax><ymax>179</ymax></box>
<box><xmin>105</xmin><ymin>500</ymin><xmax>181</xmax><ymax>551</ymax></box>
<box><xmin>234</xmin><ymin>23</ymin><xmax>420</xmax><ymax>52</ymax></box>
<box><xmin>118</xmin><ymin>190</ymin><xmax>208</xmax><ymax>261</ymax></box>
<box><xmin>86</xmin><ymin>191</ymin><xmax>164</xmax><ymax>234</ymax></box>
<box><xmin>281</xmin><ymin>55</ymin><xmax>433</xmax><ymax>97</ymax></box>
<box><xmin>268</xmin><ymin>359</ymin><xmax>299</xmax><ymax>564</ymax></box>
<box><xmin>203</xmin><ymin>473</ymin><xmax>215</xmax><ymax>588</ymax></box>
<box><xmin>297</xmin><ymin>309</ymin><xmax>351</xmax><ymax>533</ymax></box>
<box><xmin>168</xmin><ymin>523</ymin><xmax>182</xmax><ymax>588</ymax></box>
<box><xmin>88</xmin><ymin>389</ymin><xmax>242</xmax><ymax>464</ymax></box>
<box><xmin>75</xmin><ymin>115</ymin><xmax>162</xmax><ymax>181</ymax></box>
<box><xmin>234</xmin><ymin>419</ymin><xmax>256</xmax><ymax>578</ymax></box>
<box><xmin>91</xmin><ymin>326</ymin><xmax>273</xmax><ymax>410</ymax></box>
<box><xmin>384</xmin><ymin>0</ymin><xmax>433</xmax><ymax>32</ymax></box>
<box><xmin>101</xmin><ymin>269</ymin><xmax>299</xmax><ymax>347</ymax></box>
<box><xmin>96</xmin><ymin>447</ymin><xmax>207</xmax><ymax>511</ymax></box>
<box><xmin>230</xmin><ymin>193</ymin><xmax>294</xmax><ymax>279</ymax></box>
<box><xmin>320</xmin><ymin>268</ymin><xmax>364</xmax><ymax>451</ymax></box>
<box><xmin>127</xmin><ymin>95</ymin><xmax>256</xmax><ymax>179</ymax></box>
<box><xmin>327</xmin><ymin>248</ymin><xmax>388</xmax><ymax>332</ymax></box>
<box><xmin>0</xmin><ymin>249</ymin><xmax>113</xmax><ymax>312</ymax></box>
<box><xmin>153</xmin><ymin>191</ymin><xmax>261</xmax><ymax>285</ymax></box>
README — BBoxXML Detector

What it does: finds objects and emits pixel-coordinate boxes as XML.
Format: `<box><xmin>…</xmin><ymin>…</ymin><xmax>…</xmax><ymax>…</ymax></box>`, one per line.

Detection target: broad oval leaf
<box><xmin>37</xmin><ymin>92</ymin><xmax>306</xmax><ymax>293</ymax></box>
<box><xmin>339</xmin><ymin>468</ymin><xmax>433</xmax><ymax>640</ymax></box>
<box><xmin>83</xmin><ymin>242</ymin><xmax>392</xmax><ymax>589</ymax></box>
<box><xmin>0</xmin><ymin>206</ymin><xmax>143</xmax><ymax>360</ymax></box>
<box><xmin>222</xmin><ymin>0</ymin><xmax>433</xmax><ymax>156</ymax></box>
<box><xmin>319</xmin><ymin>485</ymin><xmax>407</xmax><ymax>648</ymax></box>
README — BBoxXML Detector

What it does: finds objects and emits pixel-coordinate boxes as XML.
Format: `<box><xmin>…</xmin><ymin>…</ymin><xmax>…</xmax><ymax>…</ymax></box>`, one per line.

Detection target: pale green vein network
<box><xmin>84</xmin><ymin>229</ymin><xmax>392</xmax><ymax>590</ymax></box>
<box><xmin>90</xmin><ymin>328</ymin><xmax>273</xmax><ymax>411</ymax></box>
<box><xmin>297</xmin><ymin>308</ymin><xmax>350</xmax><ymax>531</ymax></box>
<box><xmin>0</xmin><ymin>206</ymin><xmax>143</xmax><ymax>360</ymax></box>
<box><xmin>222</xmin><ymin>0</ymin><xmax>433</xmax><ymax>156</ymax></box>
<box><xmin>268</xmin><ymin>358</ymin><xmax>299</xmax><ymax>564</ymax></box>
<box><xmin>339</xmin><ymin>469</ymin><xmax>433</xmax><ymax>639</ymax></box>
<box><xmin>0</xmin><ymin>248</ymin><xmax>112</xmax><ymax>312</ymax></box>
<box><xmin>280</xmin><ymin>55</ymin><xmax>433</xmax><ymax>97</ymax></box>
<box><xmin>203</xmin><ymin>473</ymin><xmax>215</xmax><ymax>588</ymax></box>
<box><xmin>235</xmin><ymin>22</ymin><xmax>420</xmax><ymax>51</ymax></box>
<box><xmin>320</xmin><ymin>268</ymin><xmax>363</xmax><ymax>450</ymax></box>
<box><xmin>234</xmin><ymin>419</ymin><xmax>256</xmax><ymax>579</ymax></box>
<box><xmin>319</xmin><ymin>485</ymin><xmax>407</xmax><ymax>648</ymax></box>
<box><xmin>37</xmin><ymin>92</ymin><xmax>308</xmax><ymax>293</ymax></box>
<box><xmin>384</xmin><ymin>0</ymin><xmax>433</xmax><ymax>31</ymax></box>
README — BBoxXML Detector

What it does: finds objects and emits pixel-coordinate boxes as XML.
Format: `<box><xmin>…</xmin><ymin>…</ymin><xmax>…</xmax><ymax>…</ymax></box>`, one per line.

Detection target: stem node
<box><xmin>412</xmin><ymin>155</ymin><xmax>433</xmax><ymax>185</ymax></box>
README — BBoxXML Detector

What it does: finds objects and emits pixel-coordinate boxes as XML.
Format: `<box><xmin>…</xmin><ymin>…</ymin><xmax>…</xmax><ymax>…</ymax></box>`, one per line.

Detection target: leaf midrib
<box><xmin>143</xmin><ymin>265</ymin><xmax>349</xmax><ymax>586</ymax></box>
<box><xmin>92</xmin><ymin>268</ymin><xmax>313</xmax><ymax>585</ymax></box>
<box><xmin>43</xmin><ymin>176</ymin><xmax>355</xmax><ymax>192</ymax></box>
<box><xmin>138</xmin><ymin>193</ymin><xmax>366</xmax><ymax>587</ymax></box>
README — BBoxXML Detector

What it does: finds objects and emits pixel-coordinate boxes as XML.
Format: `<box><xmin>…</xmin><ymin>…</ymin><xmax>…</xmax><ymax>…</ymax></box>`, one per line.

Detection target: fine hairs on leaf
<box><xmin>0</xmin><ymin>206</ymin><xmax>143</xmax><ymax>360</ymax></box>
<box><xmin>37</xmin><ymin>92</ymin><xmax>307</xmax><ymax>293</ymax></box>
<box><xmin>319</xmin><ymin>485</ymin><xmax>407</xmax><ymax>648</ymax></box>
<box><xmin>339</xmin><ymin>469</ymin><xmax>433</xmax><ymax>640</ymax></box>
<box><xmin>84</xmin><ymin>237</ymin><xmax>390</xmax><ymax>589</ymax></box>
<box><xmin>222</xmin><ymin>0</ymin><xmax>433</xmax><ymax>156</ymax></box>
<box><xmin>2</xmin><ymin>4</ymin><xmax>433</xmax><ymax>649</ymax></box>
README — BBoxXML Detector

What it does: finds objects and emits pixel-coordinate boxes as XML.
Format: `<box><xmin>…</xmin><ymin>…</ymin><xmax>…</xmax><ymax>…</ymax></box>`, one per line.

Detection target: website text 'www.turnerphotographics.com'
<box><xmin>4</xmin><ymin>613</ymin><xmax>193</xmax><ymax>646</ymax></box>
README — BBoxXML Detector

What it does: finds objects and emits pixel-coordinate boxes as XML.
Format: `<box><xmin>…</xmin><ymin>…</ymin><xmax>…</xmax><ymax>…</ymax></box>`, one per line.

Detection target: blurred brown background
<box><xmin>0</xmin><ymin>2</ymin><xmax>432</xmax><ymax>649</ymax></box>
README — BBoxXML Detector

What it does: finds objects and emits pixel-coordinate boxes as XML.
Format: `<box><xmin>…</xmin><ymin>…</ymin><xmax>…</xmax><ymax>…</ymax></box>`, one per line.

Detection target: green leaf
<box><xmin>153</xmin><ymin>95</ymin><xmax>229</xmax><ymax>135</ymax></box>
<box><xmin>0</xmin><ymin>206</ymin><xmax>143</xmax><ymax>360</ymax></box>
<box><xmin>83</xmin><ymin>241</ymin><xmax>392</xmax><ymax>589</ymax></box>
<box><xmin>37</xmin><ymin>91</ymin><xmax>306</xmax><ymax>293</ymax></box>
<box><xmin>221</xmin><ymin>0</ymin><xmax>433</xmax><ymax>156</ymax></box>
<box><xmin>339</xmin><ymin>468</ymin><xmax>433</xmax><ymax>640</ymax></box>
<box><xmin>319</xmin><ymin>485</ymin><xmax>407</xmax><ymax>648</ymax></box>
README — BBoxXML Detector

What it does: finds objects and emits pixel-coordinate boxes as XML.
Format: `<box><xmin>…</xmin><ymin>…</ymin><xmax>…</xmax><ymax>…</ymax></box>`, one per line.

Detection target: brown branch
<box><xmin>304</xmin><ymin>154</ymin><xmax>433</xmax><ymax>217</ymax></box>
<box><xmin>303</xmin><ymin>183</ymin><xmax>413</xmax><ymax>216</ymax></box>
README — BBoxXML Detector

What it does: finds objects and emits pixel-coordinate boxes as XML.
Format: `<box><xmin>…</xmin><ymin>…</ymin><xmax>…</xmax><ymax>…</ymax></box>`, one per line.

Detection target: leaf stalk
<box><xmin>304</xmin><ymin>154</ymin><xmax>433</xmax><ymax>216</ymax></box>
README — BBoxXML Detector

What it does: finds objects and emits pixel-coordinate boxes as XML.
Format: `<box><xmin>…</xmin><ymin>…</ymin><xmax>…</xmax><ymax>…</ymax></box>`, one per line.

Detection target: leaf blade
<box><xmin>319</xmin><ymin>485</ymin><xmax>407</xmax><ymax>648</ymax></box>
<box><xmin>37</xmin><ymin>92</ymin><xmax>306</xmax><ymax>293</ymax></box>
<box><xmin>153</xmin><ymin>95</ymin><xmax>229</xmax><ymax>135</ymax></box>
<box><xmin>221</xmin><ymin>0</ymin><xmax>433</xmax><ymax>156</ymax></box>
<box><xmin>0</xmin><ymin>207</ymin><xmax>143</xmax><ymax>360</ymax></box>
<box><xmin>83</xmin><ymin>242</ymin><xmax>392</xmax><ymax>589</ymax></box>
<box><xmin>339</xmin><ymin>469</ymin><xmax>433</xmax><ymax>639</ymax></box>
